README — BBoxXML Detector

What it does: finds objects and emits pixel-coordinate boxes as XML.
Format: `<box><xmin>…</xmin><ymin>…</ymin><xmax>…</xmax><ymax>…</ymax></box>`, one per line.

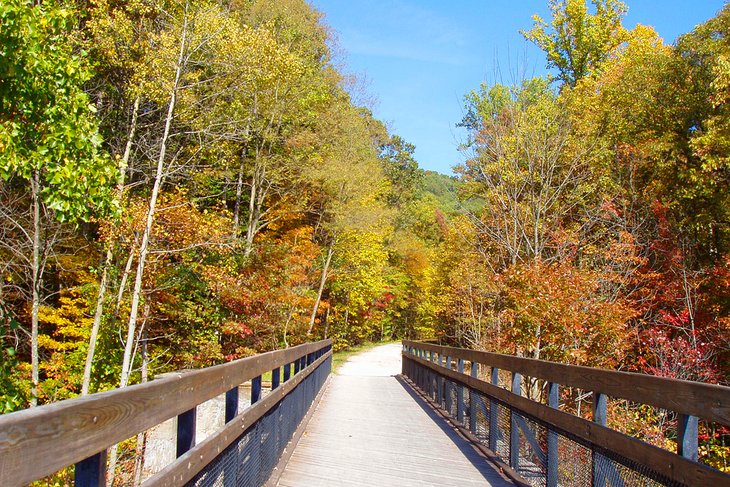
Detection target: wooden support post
<box><xmin>593</xmin><ymin>392</ymin><xmax>607</xmax><ymax>426</ymax></box>
<box><xmin>404</xmin><ymin>348</ymin><xmax>410</xmax><ymax>376</ymax></box>
<box><xmin>251</xmin><ymin>375</ymin><xmax>262</xmax><ymax>404</ymax></box>
<box><xmin>294</xmin><ymin>358</ymin><xmax>301</xmax><ymax>375</ymax></box>
<box><xmin>283</xmin><ymin>362</ymin><xmax>291</xmax><ymax>382</ymax></box>
<box><xmin>457</xmin><ymin>358</ymin><xmax>465</xmax><ymax>423</ymax></box>
<box><xmin>489</xmin><ymin>367</ymin><xmax>499</xmax><ymax>452</ymax></box>
<box><xmin>428</xmin><ymin>351</ymin><xmax>434</xmax><ymax>399</ymax></box>
<box><xmin>271</xmin><ymin>366</ymin><xmax>280</xmax><ymax>390</ymax></box>
<box><xmin>225</xmin><ymin>387</ymin><xmax>238</xmax><ymax>423</ymax></box>
<box><xmin>75</xmin><ymin>451</ymin><xmax>107</xmax><ymax>487</ymax></box>
<box><xmin>592</xmin><ymin>392</ymin><xmax>608</xmax><ymax>487</ymax></box>
<box><xmin>439</xmin><ymin>354</ymin><xmax>446</xmax><ymax>408</ymax></box>
<box><xmin>446</xmin><ymin>356</ymin><xmax>453</xmax><ymax>413</ymax></box>
<box><xmin>547</xmin><ymin>382</ymin><xmax>559</xmax><ymax>487</ymax></box>
<box><xmin>176</xmin><ymin>407</ymin><xmax>196</xmax><ymax>457</ymax></box>
<box><xmin>510</xmin><ymin>372</ymin><xmax>522</xmax><ymax>470</ymax></box>
<box><xmin>678</xmin><ymin>414</ymin><xmax>699</xmax><ymax>461</ymax></box>
<box><xmin>470</xmin><ymin>361</ymin><xmax>478</xmax><ymax>434</ymax></box>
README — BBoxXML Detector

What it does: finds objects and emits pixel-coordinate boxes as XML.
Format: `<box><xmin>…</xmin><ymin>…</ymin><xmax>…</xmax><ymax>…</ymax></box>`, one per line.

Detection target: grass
<box><xmin>331</xmin><ymin>339</ymin><xmax>399</xmax><ymax>374</ymax></box>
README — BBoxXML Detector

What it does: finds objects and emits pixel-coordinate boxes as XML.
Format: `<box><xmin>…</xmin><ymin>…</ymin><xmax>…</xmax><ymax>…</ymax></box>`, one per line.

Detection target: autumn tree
<box><xmin>522</xmin><ymin>0</ymin><xmax>629</xmax><ymax>87</ymax></box>
<box><xmin>459</xmin><ymin>77</ymin><xmax>597</xmax><ymax>267</ymax></box>
<box><xmin>0</xmin><ymin>0</ymin><xmax>117</xmax><ymax>406</ymax></box>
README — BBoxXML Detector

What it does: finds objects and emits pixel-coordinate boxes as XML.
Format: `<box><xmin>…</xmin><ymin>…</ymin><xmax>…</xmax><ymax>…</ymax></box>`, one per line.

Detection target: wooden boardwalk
<box><xmin>273</xmin><ymin>343</ymin><xmax>514</xmax><ymax>486</ymax></box>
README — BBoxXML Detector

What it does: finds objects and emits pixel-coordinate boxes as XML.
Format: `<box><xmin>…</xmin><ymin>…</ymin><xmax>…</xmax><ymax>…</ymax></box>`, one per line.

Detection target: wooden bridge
<box><xmin>1</xmin><ymin>340</ymin><xmax>729</xmax><ymax>486</ymax></box>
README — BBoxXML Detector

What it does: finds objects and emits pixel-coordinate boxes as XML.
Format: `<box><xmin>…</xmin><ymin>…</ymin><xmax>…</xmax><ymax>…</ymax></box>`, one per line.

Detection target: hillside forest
<box><xmin>1</xmin><ymin>0</ymin><xmax>730</xmax><ymax>476</ymax></box>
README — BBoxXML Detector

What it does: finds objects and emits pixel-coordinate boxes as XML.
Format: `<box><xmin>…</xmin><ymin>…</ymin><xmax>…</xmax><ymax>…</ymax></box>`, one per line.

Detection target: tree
<box><xmin>0</xmin><ymin>0</ymin><xmax>117</xmax><ymax>406</ymax></box>
<box><xmin>522</xmin><ymin>0</ymin><xmax>629</xmax><ymax>87</ymax></box>
<box><xmin>459</xmin><ymin>77</ymin><xmax>596</xmax><ymax>267</ymax></box>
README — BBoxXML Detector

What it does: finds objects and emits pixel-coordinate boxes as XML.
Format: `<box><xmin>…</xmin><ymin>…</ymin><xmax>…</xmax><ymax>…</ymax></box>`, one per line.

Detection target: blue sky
<box><xmin>309</xmin><ymin>0</ymin><xmax>726</xmax><ymax>175</ymax></box>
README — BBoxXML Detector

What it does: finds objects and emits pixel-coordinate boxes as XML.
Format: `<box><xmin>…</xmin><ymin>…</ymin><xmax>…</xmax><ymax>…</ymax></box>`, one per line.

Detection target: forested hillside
<box><xmin>0</xmin><ymin>0</ymin><xmax>443</xmax><ymax>413</ymax></box>
<box><xmin>2</xmin><ymin>0</ymin><xmax>730</xmax><ymax>469</ymax></box>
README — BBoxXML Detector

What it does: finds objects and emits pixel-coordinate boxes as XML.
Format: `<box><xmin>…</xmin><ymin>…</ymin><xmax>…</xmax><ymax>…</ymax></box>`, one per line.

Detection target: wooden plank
<box><xmin>401</xmin><ymin>375</ymin><xmax>531</xmax><ymax>487</ymax></box>
<box><xmin>403</xmin><ymin>340</ymin><xmax>730</xmax><ymax>425</ymax></box>
<box><xmin>404</xmin><ymin>354</ymin><xmax>730</xmax><ymax>487</ymax></box>
<box><xmin>0</xmin><ymin>340</ymin><xmax>330</xmax><ymax>487</ymax></box>
<box><xmin>143</xmin><ymin>350</ymin><xmax>332</xmax><ymax>487</ymax></box>
<box><xmin>277</xmin><ymin>370</ymin><xmax>512</xmax><ymax>486</ymax></box>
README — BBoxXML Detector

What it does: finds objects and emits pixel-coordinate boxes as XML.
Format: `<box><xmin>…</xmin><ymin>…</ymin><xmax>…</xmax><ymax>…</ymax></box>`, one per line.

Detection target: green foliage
<box><xmin>0</xmin><ymin>306</ymin><xmax>26</xmax><ymax>412</ymax></box>
<box><xmin>0</xmin><ymin>0</ymin><xmax>117</xmax><ymax>222</ymax></box>
<box><xmin>522</xmin><ymin>0</ymin><xmax>629</xmax><ymax>87</ymax></box>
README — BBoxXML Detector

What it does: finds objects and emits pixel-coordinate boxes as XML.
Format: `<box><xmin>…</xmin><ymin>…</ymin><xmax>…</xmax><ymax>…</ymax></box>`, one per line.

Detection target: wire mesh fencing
<box><xmin>188</xmin><ymin>354</ymin><xmax>331</xmax><ymax>487</ymax></box>
<box><xmin>403</xmin><ymin>353</ymin><xmax>693</xmax><ymax>487</ymax></box>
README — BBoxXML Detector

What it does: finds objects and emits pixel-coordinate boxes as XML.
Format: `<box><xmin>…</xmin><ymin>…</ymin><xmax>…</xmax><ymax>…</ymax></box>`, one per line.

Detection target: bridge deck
<box><xmin>274</xmin><ymin>343</ymin><xmax>513</xmax><ymax>487</ymax></box>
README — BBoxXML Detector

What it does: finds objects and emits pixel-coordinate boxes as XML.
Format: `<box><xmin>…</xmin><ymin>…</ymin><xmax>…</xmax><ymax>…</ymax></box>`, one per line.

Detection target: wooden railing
<box><xmin>0</xmin><ymin>339</ymin><xmax>332</xmax><ymax>487</ymax></box>
<box><xmin>402</xmin><ymin>340</ymin><xmax>730</xmax><ymax>487</ymax></box>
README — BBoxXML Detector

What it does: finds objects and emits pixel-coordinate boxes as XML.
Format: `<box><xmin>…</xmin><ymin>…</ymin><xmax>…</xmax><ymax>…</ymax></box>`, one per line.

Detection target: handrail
<box><xmin>402</xmin><ymin>340</ymin><xmax>730</xmax><ymax>487</ymax></box>
<box><xmin>0</xmin><ymin>339</ymin><xmax>332</xmax><ymax>486</ymax></box>
<box><xmin>403</xmin><ymin>340</ymin><xmax>729</xmax><ymax>425</ymax></box>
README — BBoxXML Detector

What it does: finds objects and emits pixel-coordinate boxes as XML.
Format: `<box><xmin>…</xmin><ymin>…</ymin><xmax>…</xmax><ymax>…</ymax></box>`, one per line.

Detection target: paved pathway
<box><xmin>275</xmin><ymin>343</ymin><xmax>514</xmax><ymax>486</ymax></box>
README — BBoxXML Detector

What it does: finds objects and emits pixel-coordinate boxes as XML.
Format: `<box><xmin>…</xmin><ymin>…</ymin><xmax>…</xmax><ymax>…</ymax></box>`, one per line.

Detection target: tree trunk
<box><xmin>119</xmin><ymin>12</ymin><xmax>187</xmax><ymax>389</ymax></box>
<box><xmin>115</xmin><ymin>248</ymin><xmax>136</xmax><ymax>316</ymax></box>
<box><xmin>30</xmin><ymin>170</ymin><xmax>42</xmax><ymax>407</ymax></box>
<box><xmin>308</xmin><ymin>238</ymin><xmax>335</xmax><ymax>335</ymax></box>
<box><xmin>243</xmin><ymin>153</ymin><xmax>262</xmax><ymax>257</ymax></box>
<box><xmin>82</xmin><ymin>95</ymin><xmax>140</xmax><ymax>396</ymax></box>
<box><xmin>233</xmin><ymin>150</ymin><xmax>246</xmax><ymax>235</ymax></box>
<box><xmin>82</xmin><ymin>251</ymin><xmax>110</xmax><ymax>396</ymax></box>
<box><xmin>232</xmin><ymin>135</ymin><xmax>249</xmax><ymax>236</ymax></box>
<box><xmin>132</xmin><ymin>316</ymin><xmax>149</xmax><ymax>487</ymax></box>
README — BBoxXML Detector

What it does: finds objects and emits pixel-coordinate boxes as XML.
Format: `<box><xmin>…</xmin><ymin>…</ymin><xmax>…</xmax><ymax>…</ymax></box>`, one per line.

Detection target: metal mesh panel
<box><xmin>188</xmin><ymin>355</ymin><xmax>330</xmax><ymax>487</ymax></box>
<box><xmin>515</xmin><ymin>412</ymin><xmax>547</xmax><ymax>486</ymax></box>
<box><xmin>468</xmin><ymin>389</ymin><xmax>490</xmax><ymax>440</ymax></box>
<box><xmin>496</xmin><ymin>399</ymin><xmax>510</xmax><ymax>459</ymax></box>
<box><xmin>595</xmin><ymin>448</ymin><xmax>683</xmax><ymax>487</ymax></box>
<box><xmin>404</xmin><ymin>357</ymin><xmax>691</xmax><ymax>487</ymax></box>
<box><xmin>555</xmin><ymin>433</ymin><xmax>592</xmax><ymax>487</ymax></box>
<box><xmin>444</xmin><ymin>378</ymin><xmax>458</xmax><ymax>418</ymax></box>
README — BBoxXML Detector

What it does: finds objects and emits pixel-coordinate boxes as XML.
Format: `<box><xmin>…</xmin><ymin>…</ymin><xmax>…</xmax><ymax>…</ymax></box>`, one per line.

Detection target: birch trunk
<box><xmin>30</xmin><ymin>170</ymin><xmax>42</xmax><ymax>407</ymax></box>
<box><xmin>307</xmin><ymin>238</ymin><xmax>335</xmax><ymax>335</ymax></box>
<box><xmin>119</xmin><ymin>14</ymin><xmax>187</xmax><ymax>389</ymax></box>
<box><xmin>132</xmin><ymin>313</ymin><xmax>149</xmax><ymax>487</ymax></box>
<box><xmin>82</xmin><ymin>95</ymin><xmax>140</xmax><ymax>396</ymax></box>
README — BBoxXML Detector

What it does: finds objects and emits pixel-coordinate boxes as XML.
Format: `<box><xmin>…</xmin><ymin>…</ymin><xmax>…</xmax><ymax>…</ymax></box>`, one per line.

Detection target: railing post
<box><xmin>592</xmin><ymin>392</ymin><xmax>608</xmax><ymax>486</ymax></box>
<box><xmin>272</xmin><ymin>366</ymin><xmax>280</xmax><ymax>390</ymax></box>
<box><xmin>176</xmin><ymin>407</ymin><xmax>196</xmax><ymax>457</ymax></box>
<box><xmin>75</xmin><ymin>451</ymin><xmax>107</xmax><ymax>487</ymax></box>
<box><xmin>225</xmin><ymin>387</ymin><xmax>239</xmax><ymax>423</ymax></box>
<box><xmin>457</xmin><ymin>358</ymin><xmax>465</xmax><ymax>423</ymax></box>
<box><xmin>593</xmin><ymin>392</ymin><xmax>607</xmax><ymax>426</ymax></box>
<box><xmin>294</xmin><ymin>357</ymin><xmax>301</xmax><ymax>375</ymax></box>
<box><xmin>489</xmin><ymin>367</ymin><xmax>499</xmax><ymax>452</ymax></box>
<box><xmin>251</xmin><ymin>375</ymin><xmax>262</xmax><ymax>404</ymax></box>
<box><xmin>431</xmin><ymin>351</ymin><xmax>437</xmax><ymax>400</ymax></box>
<box><xmin>547</xmin><ymin>382</ymin><xmax>559</xmax><ymax>487</ymax></box>
<box><xmin>678</xmin><ymin>414</ymin><xmax>699</xmax><ymax>461</ymax></box>
<box><xmin>470</xmin><ymin>361</ymin><xmax>478</xmax><ymax>434</ymax></box>
<box><xmin>444</xmin><ymin>355</ymin><xmax>451</xmax><ymax>416</ymax></box>
<box><xmin>510</xmin><ymin>372</ymin><xmax>522</xmax><ymax>470</ymax></box>
<box><xmin>283</xmin><ymin>362</ymin><xmax>291</xmax><ymax>382</ymax></box>
<box><xmin>439</xmin><ymin>354</ymin><xmax>446</xmax><ymax>408</ymax></box>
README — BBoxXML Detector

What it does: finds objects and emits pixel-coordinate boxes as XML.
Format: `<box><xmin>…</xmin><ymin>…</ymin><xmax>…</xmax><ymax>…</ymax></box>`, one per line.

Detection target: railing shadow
<box><xmin>394</xmin><ymin>374</ymin><xmax>514</xmax><ymax>486</ymax></box>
